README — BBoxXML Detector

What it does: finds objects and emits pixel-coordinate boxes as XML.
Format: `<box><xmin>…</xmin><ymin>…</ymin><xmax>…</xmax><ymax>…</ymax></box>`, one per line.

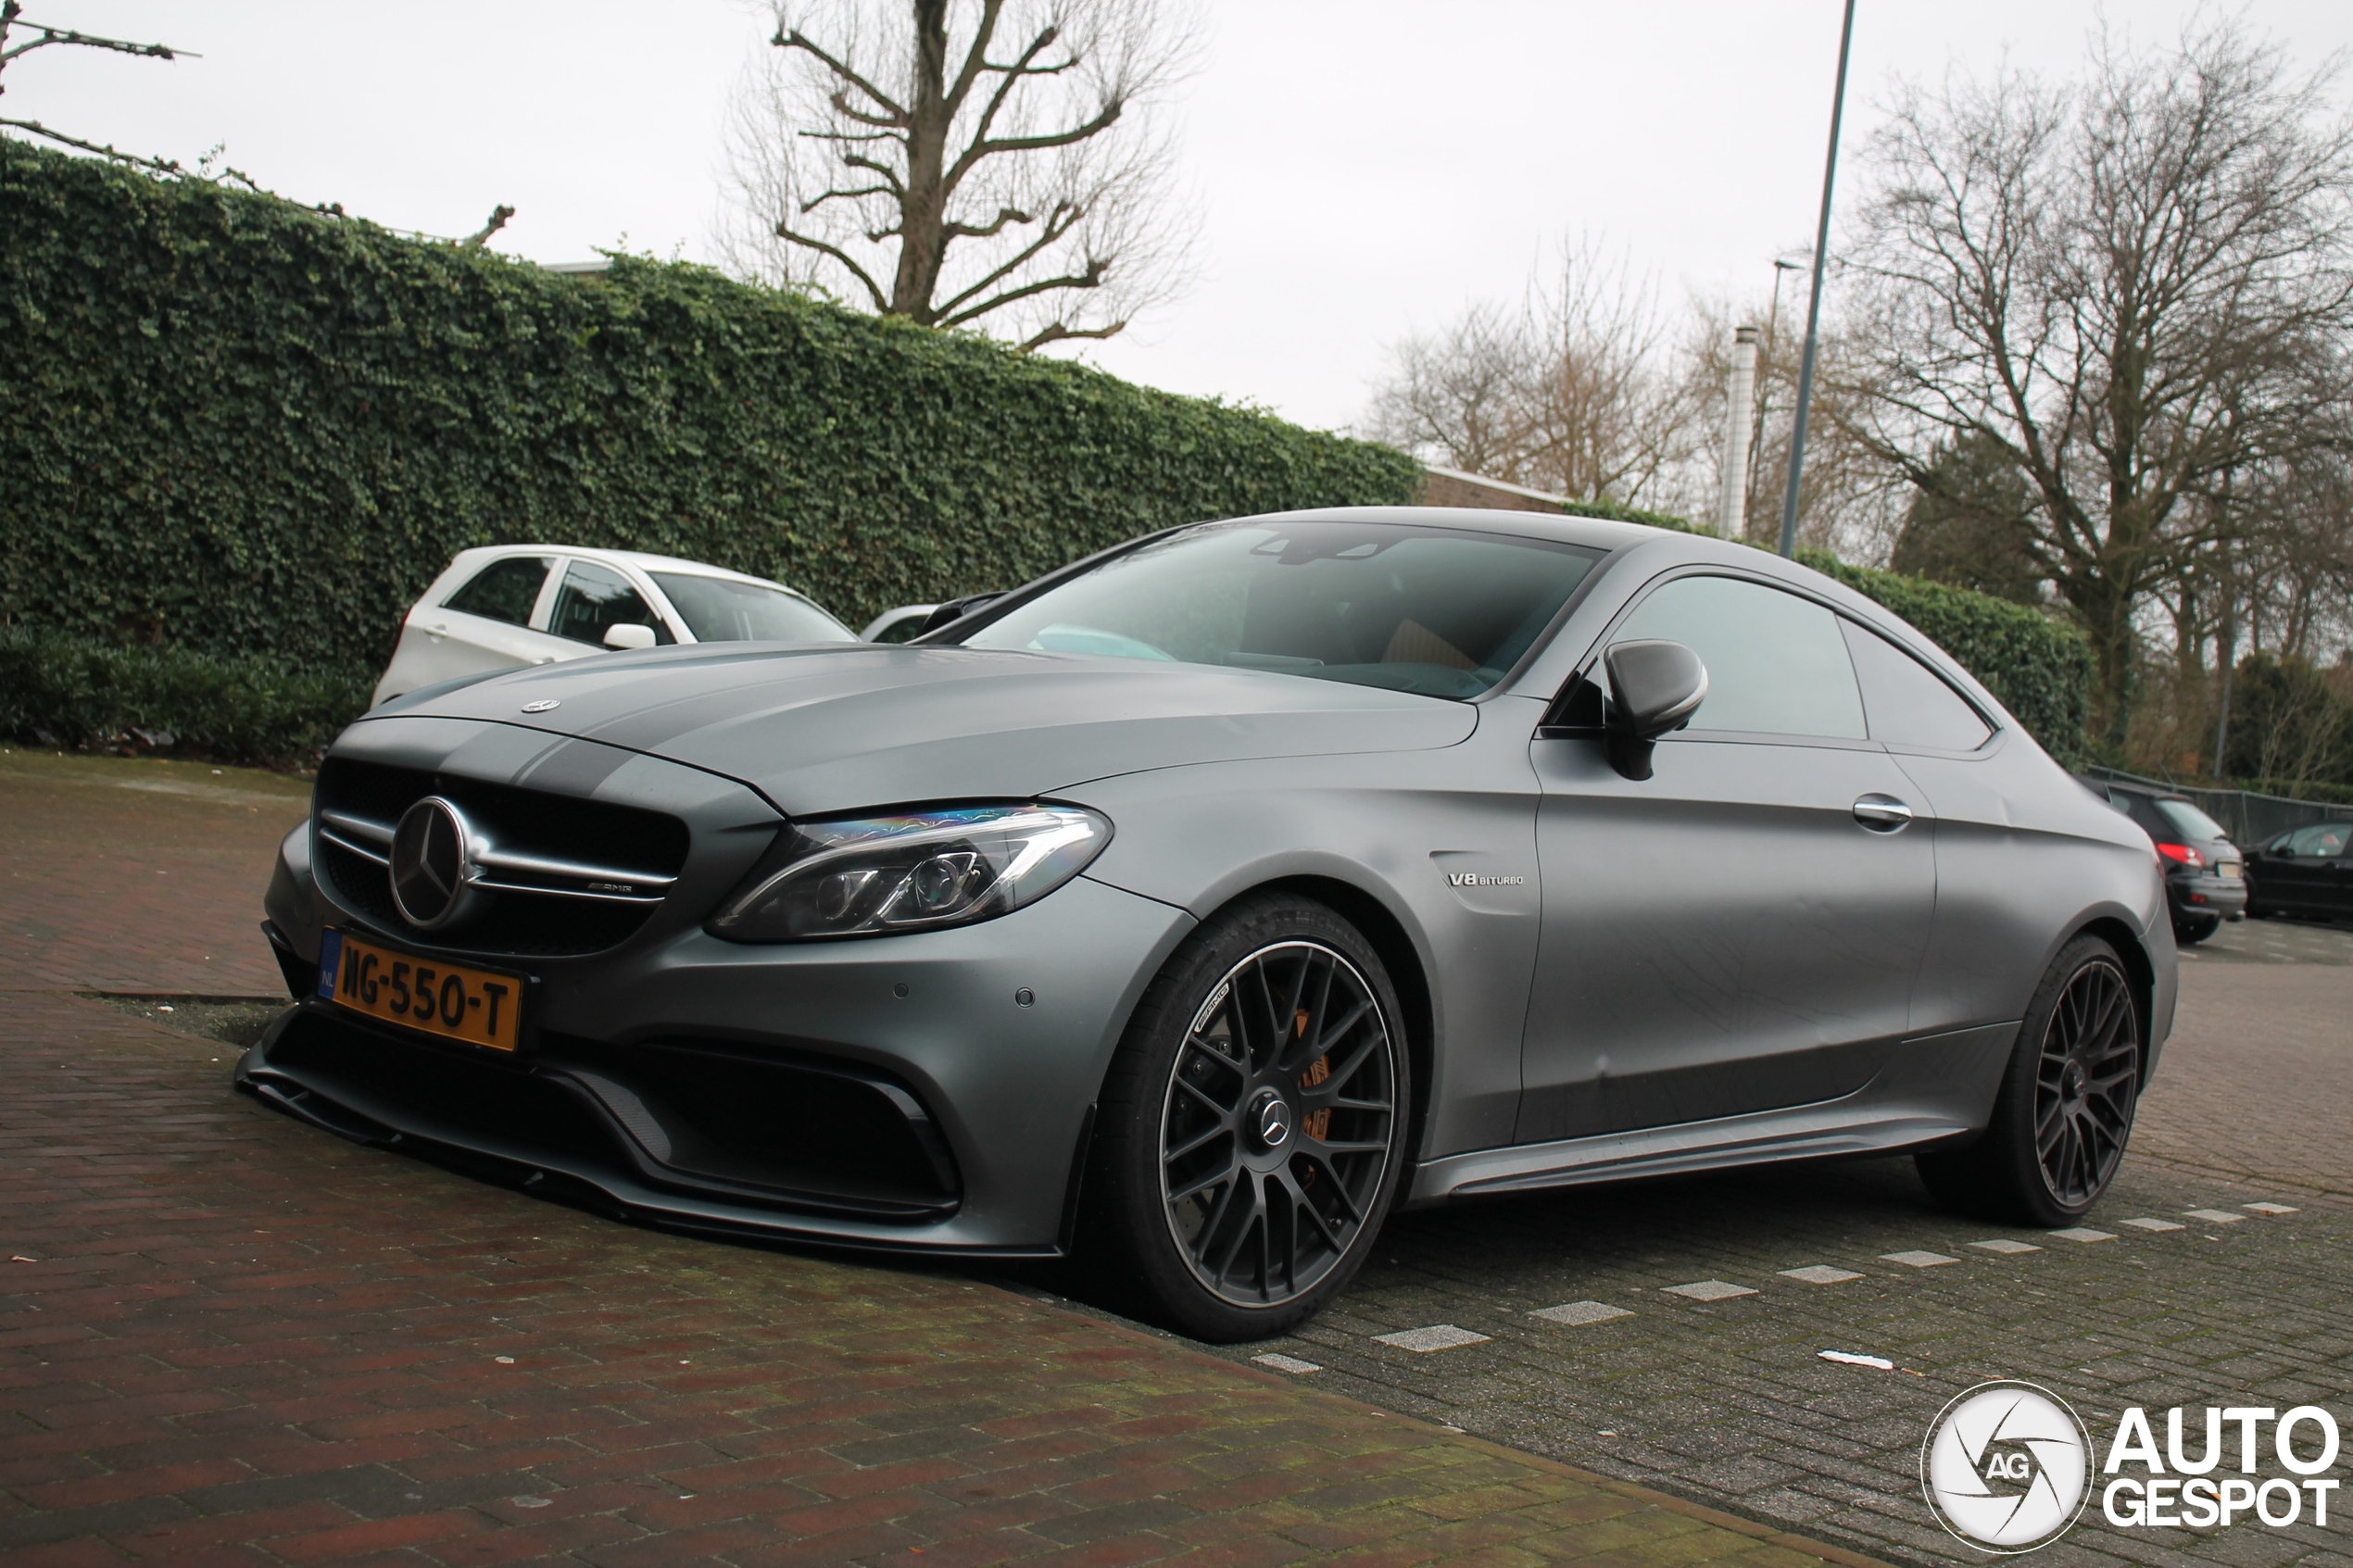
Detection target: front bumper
<box><xmin>247</xmin><ymin>865</ymin><xmax>1193</xmax><ymax>1256</ymax></box>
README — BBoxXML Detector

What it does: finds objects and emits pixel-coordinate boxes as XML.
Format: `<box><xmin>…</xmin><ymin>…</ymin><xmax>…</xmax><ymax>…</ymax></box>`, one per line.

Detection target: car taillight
<box><xmin>2155</xmin><ymin>842</ymin><xmax>2204</xmax><ymax>870</ymax></box>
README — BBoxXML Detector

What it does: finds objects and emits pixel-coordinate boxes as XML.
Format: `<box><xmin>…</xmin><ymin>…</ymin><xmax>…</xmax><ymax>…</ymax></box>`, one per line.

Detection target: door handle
<box><xmin>1853</xmin><ymin>795</ymin><xmax>1914</xmax><ymax>833</ymax></box>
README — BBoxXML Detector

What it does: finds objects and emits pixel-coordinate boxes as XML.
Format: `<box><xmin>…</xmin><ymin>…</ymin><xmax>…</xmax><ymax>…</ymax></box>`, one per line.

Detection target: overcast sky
<box><xmin>13</xmin><ymin>3</ymin><xmax>2352</xmax><ymax>433</ymax></box>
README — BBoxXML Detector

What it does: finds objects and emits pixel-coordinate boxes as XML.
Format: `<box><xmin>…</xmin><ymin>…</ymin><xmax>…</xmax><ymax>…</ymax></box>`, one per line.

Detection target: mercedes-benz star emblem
<box><xmin>1921</xmin><ymin>1381</ymin><xmax>2092</xmax><ymax>1553</ymax></box>
<box><xmin>389</xmin><ymin>797</ymin><xmax>482</xmax><ymax>930</ymax></box>
<box><xmin>520</xmin><ymin>699</ymin><xmax>560</xmax><ymax>713</ymax></box>
<box><xmin>1255</xmin><ymin>1094</ymin><xmax>1293</xmax><ymax>1149</ymax></box>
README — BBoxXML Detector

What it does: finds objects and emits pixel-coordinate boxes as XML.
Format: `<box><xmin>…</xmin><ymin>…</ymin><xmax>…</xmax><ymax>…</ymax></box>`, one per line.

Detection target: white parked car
<box><xmin>373</xmin><ymin>546</ymin><xmax>857</xmax><ymax>707</ymax></box>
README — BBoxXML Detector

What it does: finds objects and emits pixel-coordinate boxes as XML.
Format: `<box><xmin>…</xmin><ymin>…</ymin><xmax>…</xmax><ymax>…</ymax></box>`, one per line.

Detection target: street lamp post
<box><xmin>1748</xmin><ymin>256</ymin><xmax>1805</xmax><ymax>533</ymax></box>
<box><xmin>1776</xmin><ymin>0</ymin><xmax>1857</xmax><ymax>558</ymax></box>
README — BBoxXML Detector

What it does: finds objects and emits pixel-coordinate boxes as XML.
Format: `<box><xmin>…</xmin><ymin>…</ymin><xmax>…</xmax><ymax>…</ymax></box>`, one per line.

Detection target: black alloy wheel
<box><xmin>1159</xmin><ymin>940</ymin><xmax>1398</xmax><ymax>1308</ymax></box>
<box><xmin>2030</xmin><ymin>954</ymin><xmax>2138</xmax><ymax>1207</ymax></box>
<box><xmin>1917</xmin><ymin>934</ymin><xmax>2143</xmax><ymax>1227</ymax></box>
<box><xmin>1082</xmin><ymin>895</ymin><xmax>1410</xmax><ymax>1341</ymax></box>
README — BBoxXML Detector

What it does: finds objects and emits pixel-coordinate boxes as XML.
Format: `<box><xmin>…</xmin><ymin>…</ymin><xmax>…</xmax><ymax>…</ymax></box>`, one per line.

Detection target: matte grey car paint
<box><xmin>251</xmin><ymin>508</ymin><xmax>2174</xmax><ymax>1256</ymax></box>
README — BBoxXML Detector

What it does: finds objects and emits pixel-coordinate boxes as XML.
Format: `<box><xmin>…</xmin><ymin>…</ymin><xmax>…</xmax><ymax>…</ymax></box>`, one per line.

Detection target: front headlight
<box><xmin>707</xmin><ymin>803</ymin><xmax>1112</xmax><ymax>942</ymax></box>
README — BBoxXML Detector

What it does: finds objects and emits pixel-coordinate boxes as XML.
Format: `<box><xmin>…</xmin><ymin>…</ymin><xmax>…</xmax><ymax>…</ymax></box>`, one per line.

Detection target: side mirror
<box><xmin>917</xmin><ymin>591</ymin><xmax>1006</xmax><ymax>637</ymax></box>
<box><xmin>602</xmin><ymin>622</ymin><xmax>658</xmax><ymax>650</ymax></box>
<box><xmin>860</xmin><ymin>604</ymin><xmax>937</xmax><ymax>644</ymax></box>
<box><xmin>1602</xmin><ymin>638</ymin><xmax>1707</xmax><ymax>781</ymax></box>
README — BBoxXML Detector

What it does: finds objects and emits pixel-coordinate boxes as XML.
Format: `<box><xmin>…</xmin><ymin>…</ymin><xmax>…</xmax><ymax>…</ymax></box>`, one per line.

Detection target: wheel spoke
<box><xmin>1164</xmin><ymin>1119</ymin><xmax>1230</xmax><ymax>1164</ymax></box>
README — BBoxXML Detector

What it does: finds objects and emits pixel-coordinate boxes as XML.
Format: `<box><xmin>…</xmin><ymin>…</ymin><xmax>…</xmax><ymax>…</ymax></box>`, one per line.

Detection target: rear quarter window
<box><xmin>443</xmin><ymin>557</ymin><xmax>552</xmax><ymax>626</ymax></box>
<box><xmin>1838</xmin><ymin>620</ymin><xmax>1993</xmax><ymax>751</ymax></box>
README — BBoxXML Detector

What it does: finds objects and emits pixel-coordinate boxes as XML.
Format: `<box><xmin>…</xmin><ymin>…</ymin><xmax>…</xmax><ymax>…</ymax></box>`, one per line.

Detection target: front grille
<box><xmin>314</xmin><ymin>758</ymin><xmax>691</xmax><ymax>958</ymax></box>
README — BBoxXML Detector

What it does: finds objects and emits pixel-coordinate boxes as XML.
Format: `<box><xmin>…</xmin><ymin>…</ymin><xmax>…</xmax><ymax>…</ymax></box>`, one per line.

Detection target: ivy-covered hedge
<box><xmin>0</xmin><ymin>624</ymin><xmax>371</xmax><ymax>766</ymax></box>
<box><xmin>0</xmin><ymin>145</ymin><xmax>1420</xmax><ymax>680</ymax></box>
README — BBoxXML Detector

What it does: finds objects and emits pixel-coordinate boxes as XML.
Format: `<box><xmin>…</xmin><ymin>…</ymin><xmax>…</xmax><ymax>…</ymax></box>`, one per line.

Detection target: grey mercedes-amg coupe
<box><xmin>245</xmin><ymin>508</ymin><xmax>2175</xmax><ymax>1341</ymax></box>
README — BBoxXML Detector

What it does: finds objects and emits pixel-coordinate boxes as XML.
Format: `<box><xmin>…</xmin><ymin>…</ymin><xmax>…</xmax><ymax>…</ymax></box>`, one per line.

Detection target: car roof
<box><xmin>450</xmin><ymin>545</ymin><xmax>807</xmax><ymax>596</ymax></box>
<box><xmin>1220</xmin><ymin>505</ymin><xmax>1662</xmax><ymax>554</ymax></box>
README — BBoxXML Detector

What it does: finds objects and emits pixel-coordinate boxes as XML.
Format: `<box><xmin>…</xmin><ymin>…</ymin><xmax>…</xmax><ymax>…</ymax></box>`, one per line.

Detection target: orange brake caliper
<box><xmin>1295</xmin><ymin>1008</ymin><xmax>1331</xmax><ymax>1142</ymax></box>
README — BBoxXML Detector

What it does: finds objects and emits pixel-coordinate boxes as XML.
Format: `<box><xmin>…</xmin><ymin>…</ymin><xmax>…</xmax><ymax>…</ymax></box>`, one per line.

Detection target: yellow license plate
<box><xmin>317</xmin><ymin>930</ymin><xmax>526</xmax><ymax>1051</ymax></box>
<box><xmin>2219</xmin><ymin>863</ymin><xmax>2242</xmax><ymax>879</ymax></box>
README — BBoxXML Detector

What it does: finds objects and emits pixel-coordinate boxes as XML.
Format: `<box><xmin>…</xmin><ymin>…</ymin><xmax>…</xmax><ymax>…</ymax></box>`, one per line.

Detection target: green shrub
<box><xmin>0</xmin><ymin>146</ymin><xmax>1419</xmax><ymax>681</ymax></box>
<box><xmin>0</xmin><ymin>624</ymin><xmax>369</xmax><ymax>766</ymax></box>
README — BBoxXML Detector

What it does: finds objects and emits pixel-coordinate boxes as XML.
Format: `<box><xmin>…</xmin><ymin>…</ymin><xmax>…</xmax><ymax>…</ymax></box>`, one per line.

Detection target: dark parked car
<box><xmin>245</xmin><ymin>508</ymin><xmax>2177</xmax><ymax>1341</ymax></box>
<box><xmin>2083</xmin><ymin>780</ymin><xmax>2246</xmax><ymax>943</ymax></box>
<box><xmin>2246</xmin><ymin>820</ymin><xmax>2353</xmax><ymax>921</ymax></box>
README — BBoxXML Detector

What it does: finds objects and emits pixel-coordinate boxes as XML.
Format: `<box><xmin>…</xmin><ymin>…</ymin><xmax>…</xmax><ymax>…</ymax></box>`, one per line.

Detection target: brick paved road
<box><xmin>1205</xmin><ymin>920</ymin><xmax>2353</xmax><ymax>1568</ymax></box>
<box><xmin>3</xmin><ymin>753</ymin><xmax>1879</xmax><ymax>1566</ymax></box>
<box><xmin>0</xmin><ymin>750</ymin><xmax>308</xmax><ymax>997</ymax></box>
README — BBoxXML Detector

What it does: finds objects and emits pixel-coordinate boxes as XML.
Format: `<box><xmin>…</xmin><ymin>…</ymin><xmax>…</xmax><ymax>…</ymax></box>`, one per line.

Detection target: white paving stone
<box><xmin>1663</xmin><ymin>1279</ymin><xmax>1757</xmax><ymax>1301</ymax></box>
<box><xmin>1881</xmin><ymin>1250</ymin><xmax>1959</xmax><ymax>1268</ymax></box>
<box><xmin>2047</xmin><ymin>1228</ymin><xmax>2115</xmax><ymax>1243</ymax></box>
<box><xmin>2120</xmin><ymin>1217</ymin><xmax>2187</xmax><ymax>1231</ymax></box>
<box><xmin>1374</xmin><ymin>1323</ymin><xmax>1491</xmax><ymax>1353</ymax></box>
<box><xmin>1780</xmin><ymin>1265</ymin><xmax>1864</xmax><ymax>1285</ymax></box>
<box><xmin>2244</xmin><ymin>1202</ymin><xmax>2298</xmax><ymax>1215</ymax></box>
<box><xmin>1970</xmin><ymin>1239</ymin><xmax>2042</xmax><ymax>1254</ymax></box>
<box><xmin>2184</xmin><ymin>1210</ymin><xmax>2247</xmax><ymax>1224</ymax></box>
<box><xmin>1252</xmin><ymin>1352</ymin><xmax>1323</xmax><ymax>1374</ymax></box>
<box><xmin>1530</xmin><ymin>1300</ymin><xmax>1633</xmax><ymax>1325</ymax></box>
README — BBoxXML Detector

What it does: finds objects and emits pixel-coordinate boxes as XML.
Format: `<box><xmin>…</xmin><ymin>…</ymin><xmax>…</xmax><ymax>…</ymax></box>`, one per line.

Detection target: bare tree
<box><xmin>719</xmin><ymin>0</ymin><xmax>1199</xmax><ymax>351</ymax></box>
<box><xmin>1841</xmin><ymin>18</ymin><xmax>2353</xmax><ymax>750</ymax></box>
<box><xmin>1358</xmin><ymin>302</ymin><xmax>1533</xmax><ymax>483</ymax></box>
<box><xmin>1363</xmin><ymin>237</ymin><xmax>1698</xmax><ymax>511</ymax></box>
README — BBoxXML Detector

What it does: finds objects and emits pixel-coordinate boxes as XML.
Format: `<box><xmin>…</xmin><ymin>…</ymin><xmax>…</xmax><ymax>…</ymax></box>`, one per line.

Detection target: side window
<box><xmin>2284</xmin><ymin>823</ymin><xmax>2350</xmax><ymax>858</ymax></box>
<box><xmin>443</xmin><ymin>556</ymin><xmax>551</xmax><ymax>628</ymax></box>
<box><xmin>1839</xmin><ymin>620</ymin><xmax>1994</xmax><ymax>751</ymax></box>
<box><xmin>1612</xmin><ymin>575</ymin><xmax>1866</xmax><ymax>740</ymax></box>
<box><xmin>549</xmin><ymin>561</ymin><xmax>672</xmax><ymax>647</ymax></box>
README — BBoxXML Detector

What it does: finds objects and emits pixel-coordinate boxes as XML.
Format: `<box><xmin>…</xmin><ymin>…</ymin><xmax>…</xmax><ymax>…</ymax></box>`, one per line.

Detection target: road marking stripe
<box><xmin>1780</xmin><ymin>1265</ymin><xmax>1864</xmax><ymax>1284</ymax></box>
<box><xmin>1663</xmin><ymin>1280</ymin><xmax>1757</xmax><ymax>1300</ymax></box>
<box><xmin>1374</xmin><ymin>1324</ymin><xmax>1491</xmax><ymax>1352</ymax></box>
<box><xmin>1531</xmin><ymin>1300</ymin><xmax>1633</xmax><ymax>1325</ymax></box>
<box><xmin>1880</xmin><ymin>1250</ymin><xmax>1958</xmax><ymax>1268</ymax></box>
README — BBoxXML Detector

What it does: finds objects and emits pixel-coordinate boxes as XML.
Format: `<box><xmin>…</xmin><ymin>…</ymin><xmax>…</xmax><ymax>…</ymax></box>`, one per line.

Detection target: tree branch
<box><xmin>775</xmin><ymin>28</ymin><xmax>907</xmax><ymax>125</ymax></box>
<box><xmin>938</xmin><ymin>253</ymin><xmax>1110</xmax><ymax>330</ymax></box>
<box><xmin>2</xmin><ymin>19</ymin><xmax>187</xmax><ymax>66</ymax></box>
<box><xmin>932</xmin><ymin>199</ymin><xmax>1083</xmax><ymax>317</ymax></box>
<box><xmin>1018</xmin><ymin>316</ymin><xmax>1128</xmax><ymax>351</ymax></box>
<box><xmin>0</xmin><ymin>116</ymin><xmax>182</xmax><ymax>173</ymax></box>
<box><xmin>461</xmin><ymin>205</ymin><xmax>515</xmax><ymax>246</ymax></box>
<box><xmin>773</xmin><ymin>221</ymin><xmax>890</xmax><ymax>311</ymax></box>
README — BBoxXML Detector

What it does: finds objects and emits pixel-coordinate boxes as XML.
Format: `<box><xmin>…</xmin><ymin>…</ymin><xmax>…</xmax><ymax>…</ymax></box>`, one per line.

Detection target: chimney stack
<box><xmin>1718</xmin><ymin>325</ymin><xmax>1760</xmax><ymax>538</ymax></box>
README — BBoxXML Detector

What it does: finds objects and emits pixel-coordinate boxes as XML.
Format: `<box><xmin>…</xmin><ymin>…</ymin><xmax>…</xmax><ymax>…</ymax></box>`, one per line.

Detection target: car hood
<box><xmin>367</xmin><ymin>643</ymin><xmax>1478</xmax><ymax>815</ymax></box>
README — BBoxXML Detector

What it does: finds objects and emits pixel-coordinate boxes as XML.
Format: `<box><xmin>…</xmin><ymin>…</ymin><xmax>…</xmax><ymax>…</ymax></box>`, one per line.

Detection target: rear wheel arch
<box><xmin>2075</xmin><ymin>914</ymin><xmax>2157</xmax><ymax>1081</ymax></box>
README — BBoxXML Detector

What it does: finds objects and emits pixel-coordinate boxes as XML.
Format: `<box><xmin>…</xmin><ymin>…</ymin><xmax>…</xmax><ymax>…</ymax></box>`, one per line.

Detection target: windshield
<box><xmin>2155</xmin><ymin>799</ymin><xmax>2230</xmax><ymax>842</ymax></box>
<box><xmin>650</xmin><ymin>573</ymin><xmax>855</xmax><ymax>644</ymax></box>
<box><xmin>960</xmin><ymin>521</ymin><xmax>1602</xmax><ymax>698</ymax></box>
